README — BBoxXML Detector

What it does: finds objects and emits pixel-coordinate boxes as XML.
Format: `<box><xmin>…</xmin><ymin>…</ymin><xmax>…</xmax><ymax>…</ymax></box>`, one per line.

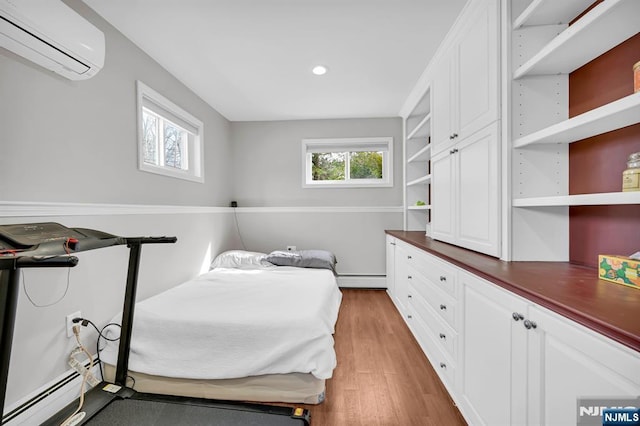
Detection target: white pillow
<box><xmin>210</xmin><ymin>250</ymin><xmax>272</xmax><ymax>270</ymax></box>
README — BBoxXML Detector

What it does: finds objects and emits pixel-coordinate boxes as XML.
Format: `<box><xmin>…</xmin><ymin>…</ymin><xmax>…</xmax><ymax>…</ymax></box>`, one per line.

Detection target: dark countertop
<box><xmin>386</xmin><ymin>230</ymin><xmax>640</xmax><ymax>352</ymax></box>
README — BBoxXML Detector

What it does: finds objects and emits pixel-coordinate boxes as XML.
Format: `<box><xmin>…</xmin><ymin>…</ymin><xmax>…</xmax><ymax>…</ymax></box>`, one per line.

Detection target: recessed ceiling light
<box><xmin>312</xmin><ymin>65</ymin><xmax>328</xmax><ymax>76</ymax></box>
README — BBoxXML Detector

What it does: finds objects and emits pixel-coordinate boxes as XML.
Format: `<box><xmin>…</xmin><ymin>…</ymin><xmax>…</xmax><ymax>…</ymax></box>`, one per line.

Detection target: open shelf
<box><xmin>513</xmin><ymin>92</ymin><xmax>640</xmax><ymax>147</ymax></box>
<box><xmin>407</xmin><ymin>204</ymin><xmax>431</xmax><ymax>211</ymax></box>
<box><xmin>407</xmin><ymin>143</ymin><xmax>431</xmax><ymax>163</ymax></box>
<box><xmin>407</xmin><ymin>174</ymin><xmax>431</xmax><ymax>187</ymax></box>
<box><xmin>513</xmin><ymin>0</ymin><xmax>590</xmax><ymax>29</ymax></box>
<box><xmin>513</xmin><ymin>0</ymin><xmax>640</xmax><ymax>79</ymax></box>
<box><xmin>407</xmin><ymin>113</ymin><xmax>431</xmax><ymax>140</ymax></box>
<box><xmin>513</xmin><ymin>191</ymin><xmax>640</xmax><ymax>207</ymax></box>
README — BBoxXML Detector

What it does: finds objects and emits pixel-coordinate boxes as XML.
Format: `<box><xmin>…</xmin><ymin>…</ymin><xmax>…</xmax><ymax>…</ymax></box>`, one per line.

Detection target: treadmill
<box><xmin>0</xmin><ymin>222</ymin><xmax>310</xmax><ymax>425</ymax></box>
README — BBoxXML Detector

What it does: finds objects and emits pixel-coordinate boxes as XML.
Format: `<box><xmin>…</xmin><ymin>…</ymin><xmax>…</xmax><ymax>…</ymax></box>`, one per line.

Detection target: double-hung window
<box><xmin>302</xmin><ymin>137</ymin><xmax>393</xmax><ymax>188</ymax></box>
<box><xmin>136</xmin><ymin>81</ymin><xmax>204</xmax><ymax>182</ymax></box>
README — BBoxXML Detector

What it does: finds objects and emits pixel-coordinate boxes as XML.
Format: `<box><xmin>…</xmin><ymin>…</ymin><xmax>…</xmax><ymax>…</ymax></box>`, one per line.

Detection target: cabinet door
<box><xmin>456</xmin><ymin>0</ymin><xmax>498</xmax><ymax>140</ymax></box>
<box><xmin>385</xmin><ymin>235</ymin><xmax>396</xmax><ymax>296</ymax></box>
<box><xmin>393</xmin><ymin>243</ymin><xmax>410</xmax><ymax>315</ymax></box>
<box><xmin>456</xmin><ymin>122</ymin><xmax>499</xmax><ymax>257</ymax></box>
<box><xmin>431</xmin><ymin>52</ymin><xmax>455</xmax><ymax>156</ymax></box>
<box><xmin>527</xmin><ymin>306</ymin><xmax>640</xmax><ymax>426</ymax></box>
<box><xmin>459</xmin><ymin>271</ymin><xmax>528</xmax><ymax>426</ymax></box>
<box><xmin>431</xmin><ymin>148</ymin><xmax>456</xmax><ymax>245</ymax></box>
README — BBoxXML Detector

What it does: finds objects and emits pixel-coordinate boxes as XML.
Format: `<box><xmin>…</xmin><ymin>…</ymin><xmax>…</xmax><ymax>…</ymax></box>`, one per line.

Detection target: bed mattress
<box><xmin>100</xmin><ymin>266</ymin><xmax>342</xmax><ymax>384</ymax></box>
<box><xmin>103</xmin><ymin>364</ymin><xmax>326</xmax><ymax>404</ymax></box>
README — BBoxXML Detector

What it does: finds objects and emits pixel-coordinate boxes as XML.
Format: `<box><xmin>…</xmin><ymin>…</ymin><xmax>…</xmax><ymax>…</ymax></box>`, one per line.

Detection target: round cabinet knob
<box><xmin>512</xmin><ymin>312</ymin><xmax>524</xmax><ymax>322</ymax></box>
<box><xmin>524</xmin><ymin>319</ymin><xmax>537</xmax><ymax>330</ymax></box>
<box><xmin>439</xmin><ymin>333</ymin><xmax>446</xmax><ymax>340</ymax></box>
<box><xmin>439</xmin><ymin>276</ymin><xmax>446</xmax><ymax>282</ymax></box>
<box><xmin>408</xmin><ymin>275</ymin><xmax>412</xmax><ymax>279</ymax></box>
<box><xmin>439</xmin><ymin>304</ymin><xmax>447</xmax><ymax>311</ymax></box>
<box><xmin>440</xmin><ymin>363</ymin><xmax>446</xmax><ymax>369</ymax></box>
<box><xmin>407</xmin><ymin>255</ymin><xmax>412</xmax><ymax>259</ymax></box>
<box><xmin>407</xmin><ymin>315</ymin><xmax>413</xmax><ymax>319</ymax></box>
<box><xmin>408</xmin><ymin>294</ymin><xmax>412</xmax><ymax>299</ymax></box>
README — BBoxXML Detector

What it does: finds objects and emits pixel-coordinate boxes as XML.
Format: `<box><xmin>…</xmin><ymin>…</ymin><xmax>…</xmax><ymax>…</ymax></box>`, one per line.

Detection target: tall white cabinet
<box><xmin>401</xmin><ymin>0</ymin><xmax>501</xmax><ymax>258</ymax></box>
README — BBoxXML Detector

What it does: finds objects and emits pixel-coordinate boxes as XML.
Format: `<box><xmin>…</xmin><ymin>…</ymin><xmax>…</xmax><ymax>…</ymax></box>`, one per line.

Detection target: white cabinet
<box><xmin>458</xmin><ymin>271</ymin><xmax>529</xmax><ymax>426</ymax></box>
<box><xmin>458</xmin><ymin>271</ymin><xmax>640</xmax><ymax>426</ymax></box>
<box><xmin>431</xmin><ymin>0</ymin><xmax>499</xmax><ymax>157</ymax></box>
<box><xmin>395</xmin><ymin>240</ymin><xmax>460</xmax><ymax>393</ymax></box>
<box><xmin>391</xmin><ymin>243</ymin><xmax>411</xmax><ymax>314</ymax></box>
<box><xmin>385</xmin><ymin>235</ymin><xmax>396</xmax><ymax>296</ymax></box>
<box><xmin>526</xmin><ymin>305</ymin><xmax>640</xmax><ymax>426</ymax></box>
<box><xmin>431</xmin><ymin>122</ymin><xmax>500</xmax><ymax>257</ymax></box>
<box><xmin>384</xmin><ymin>237</ymin><xmax>640</xmax><ymax>426</ymax></box>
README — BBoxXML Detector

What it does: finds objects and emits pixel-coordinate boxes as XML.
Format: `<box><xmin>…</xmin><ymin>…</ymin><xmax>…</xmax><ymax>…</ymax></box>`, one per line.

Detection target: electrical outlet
<box><xmin>286</xmin><ymin>246</ymin><xmax>296</xmax><ymax>251</ymax></box>
<box><xmin>66</xmin><ymin>311</ymin><xmax>81</xmax><ymax>338</ymax></box>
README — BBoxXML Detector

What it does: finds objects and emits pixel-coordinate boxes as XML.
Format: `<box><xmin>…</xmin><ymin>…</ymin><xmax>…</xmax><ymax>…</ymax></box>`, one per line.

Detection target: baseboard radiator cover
<box><xmin>2</xmin><ymin>359</ymin><xmax>99</xmax><ymax>426</ymax></box>
<box><xmin>337</xmin><ymin>275</ymin><xmax>387</xmax><ymax>289</ymax></box>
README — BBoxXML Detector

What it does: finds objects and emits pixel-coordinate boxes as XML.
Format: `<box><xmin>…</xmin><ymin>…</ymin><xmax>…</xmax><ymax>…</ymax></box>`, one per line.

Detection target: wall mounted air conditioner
<box><xmin>0</xmin><ymin>0</ymin><xmax>105</xmax><ymax>80</ymax></box>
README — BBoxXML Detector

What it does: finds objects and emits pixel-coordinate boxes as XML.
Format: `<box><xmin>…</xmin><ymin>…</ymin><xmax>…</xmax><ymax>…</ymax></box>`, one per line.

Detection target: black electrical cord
<box><xmin>72</xmin><ymin>317</ymin><xmax>121</xmax><ymax>381</ymax></box>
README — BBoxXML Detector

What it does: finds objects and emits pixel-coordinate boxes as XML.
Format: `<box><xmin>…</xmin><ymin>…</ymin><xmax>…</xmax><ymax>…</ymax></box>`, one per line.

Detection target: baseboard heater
<box><xmin>2</xmin><ymin>357</ymin><xmax>98</xmax><ymax>425</ymax></box>
<box><xmin>336</xmin><ymin>274</ymin><xmax>387</xmax><ymax>289</ymax></box>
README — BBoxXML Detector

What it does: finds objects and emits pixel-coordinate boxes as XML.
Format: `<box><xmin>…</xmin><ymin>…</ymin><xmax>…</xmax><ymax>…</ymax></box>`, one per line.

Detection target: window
<box><xmin>136</xmin><ymin>81</ymin><xmax>204</xmax><ymax>182</ymax></box>
<box><xmin>302</xmin><ymin>137</ymin><xmax>393</xmax><ymax>188</ymax></box>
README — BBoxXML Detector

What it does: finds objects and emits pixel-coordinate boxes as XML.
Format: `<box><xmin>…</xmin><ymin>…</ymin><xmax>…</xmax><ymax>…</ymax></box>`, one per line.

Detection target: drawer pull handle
<box><xmin>440</xmin><ymin>363</ymin><xmax>446</xmax><ymax>369</ymax></box>
<box><xmin>408</xmin><ymin>294</ymin><xmax>412</xmax><ymax>298</ymax></box>
<box><xmin>408</xmin><ymin>315</ymin><xmax>413</xmax><ymax>319</ymax></box>
<box><xmin>440</xmin><ymin>304</ymin><xmax>447</xmax><ymax>311</ymax></box>
<box><xmin>407</xmin><ymin>255</ymin><xmax>412</xmax><ymax>259</ymax></box>
<box><xmin>439</xmin><ymin>276</ymin><xmax>446</xmax><ymax>282</ymax></box>
<box><xmin>512</xmin><ymin>312</ymin><xmax>524</xmax><ymax>322</ymax></box>
<box><xmin>408</xmin><ymin>275</ymin><xmax>412</xmax><ymax>279</ymax></box>
<box><xmin>524</xmin><ymin>319</ymin><xmax>537</xmax><ymax>330</ymax></box>
<box><xmin>439</xmin><ymin>333</ymin><xmax>446</xmax><ymax>340</ymax></box>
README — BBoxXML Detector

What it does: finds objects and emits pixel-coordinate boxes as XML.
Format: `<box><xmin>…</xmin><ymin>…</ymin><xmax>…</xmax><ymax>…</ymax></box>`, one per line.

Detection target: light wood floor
<box><xmin>300</xmin><ymin>288</ymin><xmax>467</xmax><ymax>426</ymax></box>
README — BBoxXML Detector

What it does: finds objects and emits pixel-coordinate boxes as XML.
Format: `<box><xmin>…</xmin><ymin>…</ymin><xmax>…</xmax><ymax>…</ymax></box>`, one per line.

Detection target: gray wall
<box><xmin>229</xmin><ymin>118</ymin><xmax>403</xmax><ymax>207</ymax></box>
<box><xmin>229</xmin><ymin>118</ymin><xmax>404</xmax><ymax>275</ymax></box>
<box><xmin>0</xmin><ymin>0</ymin><xmax>240</xmax><ymax>411</ymax></box>
<box><xmin>0</xmin><ymin>0</ymin><xmax>232</xmax><ymax>206</ymax></box>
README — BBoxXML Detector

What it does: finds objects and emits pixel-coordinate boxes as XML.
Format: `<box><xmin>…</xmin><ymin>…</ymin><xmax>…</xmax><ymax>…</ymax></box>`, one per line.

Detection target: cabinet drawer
<box><xmin>409</xmin><ymin>281</ymin><xmax>458</xmax><ymax>361</ymax></box>
<box><xmin>407</xmin><ymin>248</ymin><xmax>458</xmax><ymax>298</ymax></box>
<box><xmin>408</xmin><ymin>305</ymin><xmax>456</xmax><ymax>388</ymax></box>
<box><xmin>408</xmin><ymin>265</ymin><xmax>457</xmax><ymax>330</ymax></box>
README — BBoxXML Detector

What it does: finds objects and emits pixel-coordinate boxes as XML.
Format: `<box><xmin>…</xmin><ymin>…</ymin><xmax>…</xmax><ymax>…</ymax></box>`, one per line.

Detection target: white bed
<box><xmin>100</xmin><ymin>251</ymin><xmax>342</xmax><ymax>404</ymax></box>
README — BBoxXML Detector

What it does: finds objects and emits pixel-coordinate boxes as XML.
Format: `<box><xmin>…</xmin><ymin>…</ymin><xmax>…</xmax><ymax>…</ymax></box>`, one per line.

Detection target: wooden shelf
<box><xmin>407</xmin><ymin>205</ymin><xmax>431</xmax><ymax>211</ymax></box>
<box><xmin>407</xmin><ymin>144</ymin><xmax>431</xmax><ymax>163</ymax></box>
<box><xmin>513</xmin><ymin>191</ymin><xmax>640</xmax><ymax>207</ymax></box>
<box><xmin>513</xmin><ymin>0</ymin><xmax>640</xmax><ymax>79</ymax></box>
<box><xmin>407</xmin><ymin>174</ymin><xmax>431</xmax><ymax>187</ymax></box>
<box><xmin>513</xmin><ymin>0</ymin><xmax>590</xmax><ymax>29</ymax></box>
<box><xmin>407</xmin><ymin>113</ymin><xmax>431</xmax><ymax>140</ymax></box>
<box><xmin>513</xmin><ymin>92</ymin><xmax>640</xmax><ymax>148</ymax></box>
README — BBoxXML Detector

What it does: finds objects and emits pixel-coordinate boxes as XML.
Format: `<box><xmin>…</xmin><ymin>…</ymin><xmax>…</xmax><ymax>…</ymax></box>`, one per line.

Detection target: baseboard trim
<box><xmin>337</xmin><ymin>275</ymin><xmax>387</xmax><ymax>289</ymax></box>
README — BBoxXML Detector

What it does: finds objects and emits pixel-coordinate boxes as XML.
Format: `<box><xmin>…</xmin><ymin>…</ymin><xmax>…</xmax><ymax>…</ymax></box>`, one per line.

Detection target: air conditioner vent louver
<box><xmin>0</xmin><ymin>0</ymin><xmax>104</xmax><ymax>80</ymax></box>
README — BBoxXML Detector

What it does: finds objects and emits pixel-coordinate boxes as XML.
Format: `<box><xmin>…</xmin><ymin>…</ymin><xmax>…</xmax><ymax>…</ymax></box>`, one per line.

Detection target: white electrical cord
<box><xmin>59</xmin><ymin>325</ymin><xmax>94</xmax><ymax>426</ymax></box>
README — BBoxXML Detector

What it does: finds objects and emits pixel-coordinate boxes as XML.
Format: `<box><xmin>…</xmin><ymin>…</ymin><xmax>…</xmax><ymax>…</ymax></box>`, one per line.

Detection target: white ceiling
<box><xmin>83</xmin><ymin>0</ymin><xmax>467</xmax><ymax>122</ymax></box>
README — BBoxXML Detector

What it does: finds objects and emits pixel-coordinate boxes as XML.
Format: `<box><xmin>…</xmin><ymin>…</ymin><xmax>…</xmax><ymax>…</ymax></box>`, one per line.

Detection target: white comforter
<box><xmin>100</xmin><ymin>266</ymin><xmax>342</xmax><ymax>380</ymax></box>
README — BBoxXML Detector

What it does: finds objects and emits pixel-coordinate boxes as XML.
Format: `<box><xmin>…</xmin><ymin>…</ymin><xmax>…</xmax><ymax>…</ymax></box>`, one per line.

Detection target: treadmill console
<box><xmin>0</xmin><ymin>223</ymin><xmax>87</xmax><ymax>249</ymax></box>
